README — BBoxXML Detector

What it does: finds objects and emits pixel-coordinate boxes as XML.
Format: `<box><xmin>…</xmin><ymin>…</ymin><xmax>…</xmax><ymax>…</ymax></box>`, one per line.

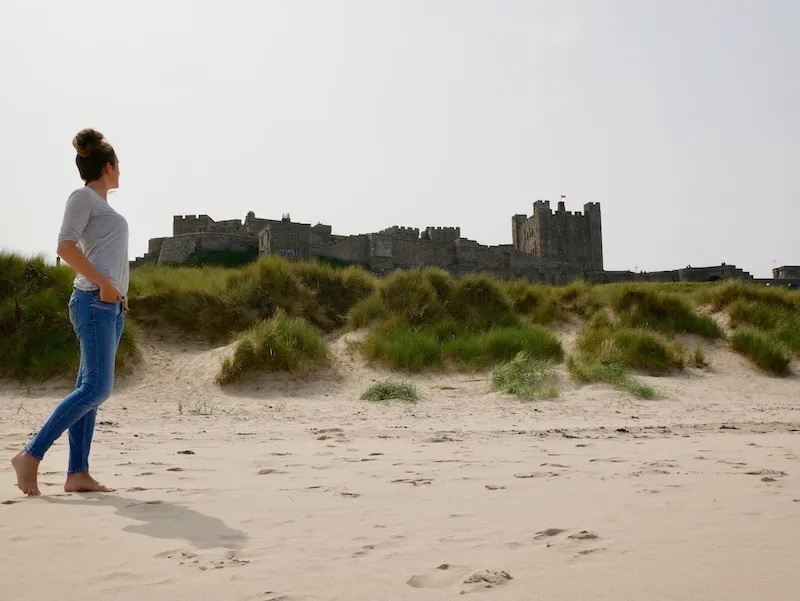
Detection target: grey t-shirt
<box><xmin>57</xmin><ymin>187</ymin><xmax>130</xmax><ymax>297</ymax></box>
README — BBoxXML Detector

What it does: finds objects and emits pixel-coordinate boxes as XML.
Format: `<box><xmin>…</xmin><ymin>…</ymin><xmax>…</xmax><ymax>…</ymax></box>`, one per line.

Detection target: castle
<box><xmin>132</xmin><ymin>201</ymin><xmax>799</xmax><ymax>286</ymax></box>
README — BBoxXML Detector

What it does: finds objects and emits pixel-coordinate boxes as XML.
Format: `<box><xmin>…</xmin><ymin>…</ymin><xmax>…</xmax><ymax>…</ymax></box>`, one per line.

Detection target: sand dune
<box><xmin>2</xmin><ymin>333</ymin><xmax>799</xmax><ymax>601</ymax></box>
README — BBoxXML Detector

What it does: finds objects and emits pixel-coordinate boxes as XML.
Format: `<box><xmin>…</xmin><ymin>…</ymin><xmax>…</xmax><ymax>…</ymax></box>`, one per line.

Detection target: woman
<box><xmin>12</xmin><ymin>128</ymin><xmax>129</xmax><ymax>496</ymax></box>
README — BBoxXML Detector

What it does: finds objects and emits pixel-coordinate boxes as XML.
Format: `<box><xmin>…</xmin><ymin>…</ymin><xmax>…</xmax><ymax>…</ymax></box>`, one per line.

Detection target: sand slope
<box><xmin>2</xmin><ymin>334</ymin><xmax>799</xmax><ymax>601</ymax></box>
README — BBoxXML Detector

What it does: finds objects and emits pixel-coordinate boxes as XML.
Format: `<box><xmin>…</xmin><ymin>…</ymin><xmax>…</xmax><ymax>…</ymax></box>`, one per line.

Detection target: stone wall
<box><xmin>586</xmin><ymin>264</ymin><xmax>754</xmax><ymax>284</ymax></box>
<box><xmin>158</xmin><ymin>233</ymin><xmax>258</xmax><ymax>264</ymax></box>
<box><xmin>304</xmin><ymin>232</ymin><xmax>581</xmax><ymax>283</ymax></box>
<box><xmin>379</xmin><ymin>226</ymin><xmax>420</xmax><ymax>240</ymax></box>
<box><xmin>421</xmin><ymin>226</ymin><xmax>461</xmax><ymax>242</ymax></box>
<box><xmin>172</xmin><ymin>212</ymin><xmax>268</xmax><ymax>237</ymax></box>
<box><xmin>259</xmin><ymin>220</ymin><xmax>312</xmax><ymax>260</ymax></box>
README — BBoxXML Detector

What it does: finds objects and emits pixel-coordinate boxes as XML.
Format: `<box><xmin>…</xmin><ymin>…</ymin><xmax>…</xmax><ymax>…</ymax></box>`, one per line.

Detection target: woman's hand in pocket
<box><xmin>99</xmin><ymin>282</ymin><xmax>123</xmax><ymax>303</ymax></box>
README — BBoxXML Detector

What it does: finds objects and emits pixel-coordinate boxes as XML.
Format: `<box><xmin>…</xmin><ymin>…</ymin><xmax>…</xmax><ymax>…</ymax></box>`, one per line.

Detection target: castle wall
<box><xmin>678</xmin><ymin>264</ymin><xmax>751</xmax><ymax>282</ymax></box>
<box><xmin>311</xmin><ymin>234</ymin><xmax>370</xmax><ymax>264</ymax></box>
<box><xmin>173</xmin><ymin>214</ymin><xmax>252</xmax><ymax>236</ymax></box>
<box><xmin>307</xmin><ymin>233</ymin><xmax>581</xmax><ymax>283</ymax></box>
<box><xmin>773</xmin><ymin>266</ymin><xmax>800</xmax><ymax>279</ymax></box>
<box><xmin>421</xmin><ymin>226</ymin><xmax>461</xmax><ymax>242</ymax></box>
<box><xmin>148</xmin><ymin>237</ymin><xmax>165</xmax><ymax>255</ymax></box>
<box><xmin>586</xmin><ymin>264</ymin><xmax>754</xmax><ymax>284</ymax></box>
<box><xmin>379</xmin><ymin>226</ymin><xmax>419</xmax><ymax>240</ymax></box>
<box><xmin>311</xmin><ymin>224</ymin><xmax>333</xmax><ymax>245</ymax></box>
<box><xmin>158</xmin><ymin>233</ymin><xmax>258</xmax><ymax>264</ymax></box>
<box><xmin>260</xmin><ymin>220</ymin><xmax>312</xmax><ymax>260</ymax></box>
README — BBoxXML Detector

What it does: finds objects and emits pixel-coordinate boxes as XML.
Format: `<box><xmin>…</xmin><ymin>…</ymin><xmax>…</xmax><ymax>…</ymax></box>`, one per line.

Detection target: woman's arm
<box><xmin>57</xmin><ymin>190</ymin><xmax>122</xmax><ymax>303</ymax></box>
<box><xmin>56</xmin><ymin>241</ymin><xmax>121</xmax><ymax>302</ymax></box>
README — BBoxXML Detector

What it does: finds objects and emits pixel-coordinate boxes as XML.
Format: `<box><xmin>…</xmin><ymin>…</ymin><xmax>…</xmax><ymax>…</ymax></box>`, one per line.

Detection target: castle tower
<box><xmin>511</xmin><ymin>199</ymin><xmax>602</xmax><ymax>270</ymax></box>
<box><xmin>511</xmin><ymin>214</ymin><xmax>526</xmax><ymax>250</ymax></box>
<box><xmin>584</xmin><ymin>202</ymin><xmax>603</xmax><ymax>271</ymax></box>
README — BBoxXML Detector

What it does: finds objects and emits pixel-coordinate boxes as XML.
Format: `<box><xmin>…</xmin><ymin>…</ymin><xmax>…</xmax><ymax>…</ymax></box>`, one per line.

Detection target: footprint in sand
<box><xmin>352</xmin><ymin>544</ymin><xmax>377</xmax><ymax>558</ymax></box>
<box><xmin>407</xmin><ymin>564</ymin><xmax>512</xmax><ymax>590</ymax></box>
<box><xmin>568</xmin><ymin>530</ymin><xmax>600</xmax><ymax>540</ymax></box>
<box><xmin>746</xmin><ymin>469</ymin><xmax>787</xmax><ymax>477</ymax></box>
<box><xmin>514</xmin><ymin>471</ymin><xmax>560</xmax><ymax>479</ymax></box>
<box><xmin>534</xmin><ymin>528</ymin><xmax>567</xmax><ymax>540</ymax></box>
<box><xmin>312</xmin><ymin>428</ymin><xmax>348</xmax><ymax>442</ymax></box>
<box><xmin>536</xmin><ymin>528</ymin><xmax>602</xmax><ymax>548</ymax></box>
<box><xmin>392</xmin><ymin>478</ymin><xmax>433</xmax><ymax>486</ymax></box>
<box><xmin>157</xmin><ymin>548</ymin><xmax>250</xmax><ymax>571</ymax></box>
<box><xmin>425</xmin><ymin>434</ymin><xmax>460</xmax><ymax>443</ymax></box>
<box><xmin>576</xmin><ymin>548</ymin><xmax>608</xmax><ymax>557</ymax></box>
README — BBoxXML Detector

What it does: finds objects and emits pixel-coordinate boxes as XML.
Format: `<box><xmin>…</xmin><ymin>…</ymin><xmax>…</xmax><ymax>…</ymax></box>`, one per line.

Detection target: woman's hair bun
<box><xmin>72</xmin><ymin>128</ymin><xmax>106</xmax><ymax>158</ymax></box>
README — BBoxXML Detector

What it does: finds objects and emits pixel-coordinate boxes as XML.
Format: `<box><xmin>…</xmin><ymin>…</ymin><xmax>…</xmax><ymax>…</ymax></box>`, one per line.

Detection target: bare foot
<box><xmin>64</xmin><ymin>472</ymin><xmax>115</xmax><ymax>493</ymax></box>
<box><xmin>11</xmin><ymin>451</ymin><xmax>41</xmax><ymax>496</ymax></box>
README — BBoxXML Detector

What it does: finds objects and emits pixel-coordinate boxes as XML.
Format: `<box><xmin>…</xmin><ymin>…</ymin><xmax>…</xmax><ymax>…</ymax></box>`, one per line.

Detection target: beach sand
<box><xmin>2</xmin><ymin>333</ymin><xmax>799</xmax><ymax>601</ymax></box>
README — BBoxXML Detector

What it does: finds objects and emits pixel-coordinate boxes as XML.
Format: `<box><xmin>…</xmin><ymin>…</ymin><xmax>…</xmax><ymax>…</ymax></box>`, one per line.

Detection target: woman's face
<box><xmin>105</xmin><ymin>161</ymin><xmax>120</xmax><ymax>190</ymax></box>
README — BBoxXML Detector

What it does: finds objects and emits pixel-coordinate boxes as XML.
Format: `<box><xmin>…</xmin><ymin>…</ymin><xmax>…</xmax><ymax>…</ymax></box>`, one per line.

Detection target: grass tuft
<box><xmin>360</xmin><ymin>380</ymin><xmax>420</xmax><ymax>403</ymax></box>
<box><xmin>216</xmin><ymin>310</ymin><xmax>330</xmax><ymax>384</ymax></box>
<box><xmin>362</xmin><ymin>322</ymin><xmax>443</xmax><ymax>371</ymax></box>
<box><xmin>379</xmin><ymin>269</ymin><xmax>445</xmax><ymax>325</ymax></box>
<box><xmin>444</xmin><ymin>324</ymin><xmax>564</xmax><ymax>371</ymax></box>
<box><xmin>291</xmin><ymin>261</ymin><xmax>376</xmax><ymax>328</ymax></box>
<box><xmin>489</xmin><ymin>352</ymin><xmax>559</xmax><ymax>399</ymax></box>
<box><xmin>566</xmin><ymin>356</ymin><xmax>659</xmax><ymax>399</ymax></box>
<box><xmin>503</xmin><ymin>281</ymin><xmax>564</xmax><ymax>324</ymax></box>
<box><xmin>361</xmin><ymin>321</ymin><xmax>564</xmax><ymax>372</ymax></box>
<box><xmin>689</xmin><ymin>345</ymin><xmax>707</xmax><ymax>368</ymax></box>
<box><xmin>577</xmin><ymin>318</ymin><xmax>684</xmax><ymax>375</ymax></box>
<box><xmin>346</xmin><ymin>293</ymin><xmax>388</xmax><ymax>331</ymax></box>
<box><xmin>702</xmin><ymin>280</ymin><xmax>800</xmax><ymax>313</ymax></box>
<box><xmin>728</xmin><ymin>330</ymin><xmax>792</xmax><ymax>377</ymax></box>
<box><xmin>448</xmin><ymin>274</ymin><xmax>519</xmax><ymax>330</ymax></box>
<box><xmin>609</xmin><ymin>285</ymin><xmax>722</xmax><ymax>338</ymax></box>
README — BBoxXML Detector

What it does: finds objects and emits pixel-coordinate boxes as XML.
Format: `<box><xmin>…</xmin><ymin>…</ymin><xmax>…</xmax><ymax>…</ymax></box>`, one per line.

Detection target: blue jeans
<box><xmin>25</xmin><ymin>288</ymin><xmax>125</xmax><ymax>474</ymax></box>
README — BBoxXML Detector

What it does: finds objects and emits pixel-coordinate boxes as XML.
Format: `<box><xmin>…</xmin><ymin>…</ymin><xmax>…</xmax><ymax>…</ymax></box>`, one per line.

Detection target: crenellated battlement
<box><xmin>421</xmin><ymin>226</ymin><xmax>461</xmax><ymax>242</ymax></box>
<box><xmin>380</xmin><ymin>226</ymin><xmax>420</xmax><ymax>240</ymax></box>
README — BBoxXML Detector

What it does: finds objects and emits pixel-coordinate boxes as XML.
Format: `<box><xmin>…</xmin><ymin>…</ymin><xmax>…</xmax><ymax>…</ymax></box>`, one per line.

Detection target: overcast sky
<box><xmin>1</xmin><ymin>0</ymin><xmax>797</xmax><ymax>277</ymax></box>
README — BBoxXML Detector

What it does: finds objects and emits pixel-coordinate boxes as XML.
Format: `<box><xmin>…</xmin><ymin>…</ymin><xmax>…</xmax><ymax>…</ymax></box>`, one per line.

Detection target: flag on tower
<box><xmin>560</xmin><ymin>194</ymin><xmax>566</xmax><ymax>198</ymax></box>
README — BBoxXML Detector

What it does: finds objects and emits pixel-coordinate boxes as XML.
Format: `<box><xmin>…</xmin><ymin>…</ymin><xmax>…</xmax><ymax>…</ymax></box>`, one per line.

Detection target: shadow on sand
<box><xmin>42</xmin><ymin>493</ymin><xmax>247</xmax><ymax>550</ymax></box>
